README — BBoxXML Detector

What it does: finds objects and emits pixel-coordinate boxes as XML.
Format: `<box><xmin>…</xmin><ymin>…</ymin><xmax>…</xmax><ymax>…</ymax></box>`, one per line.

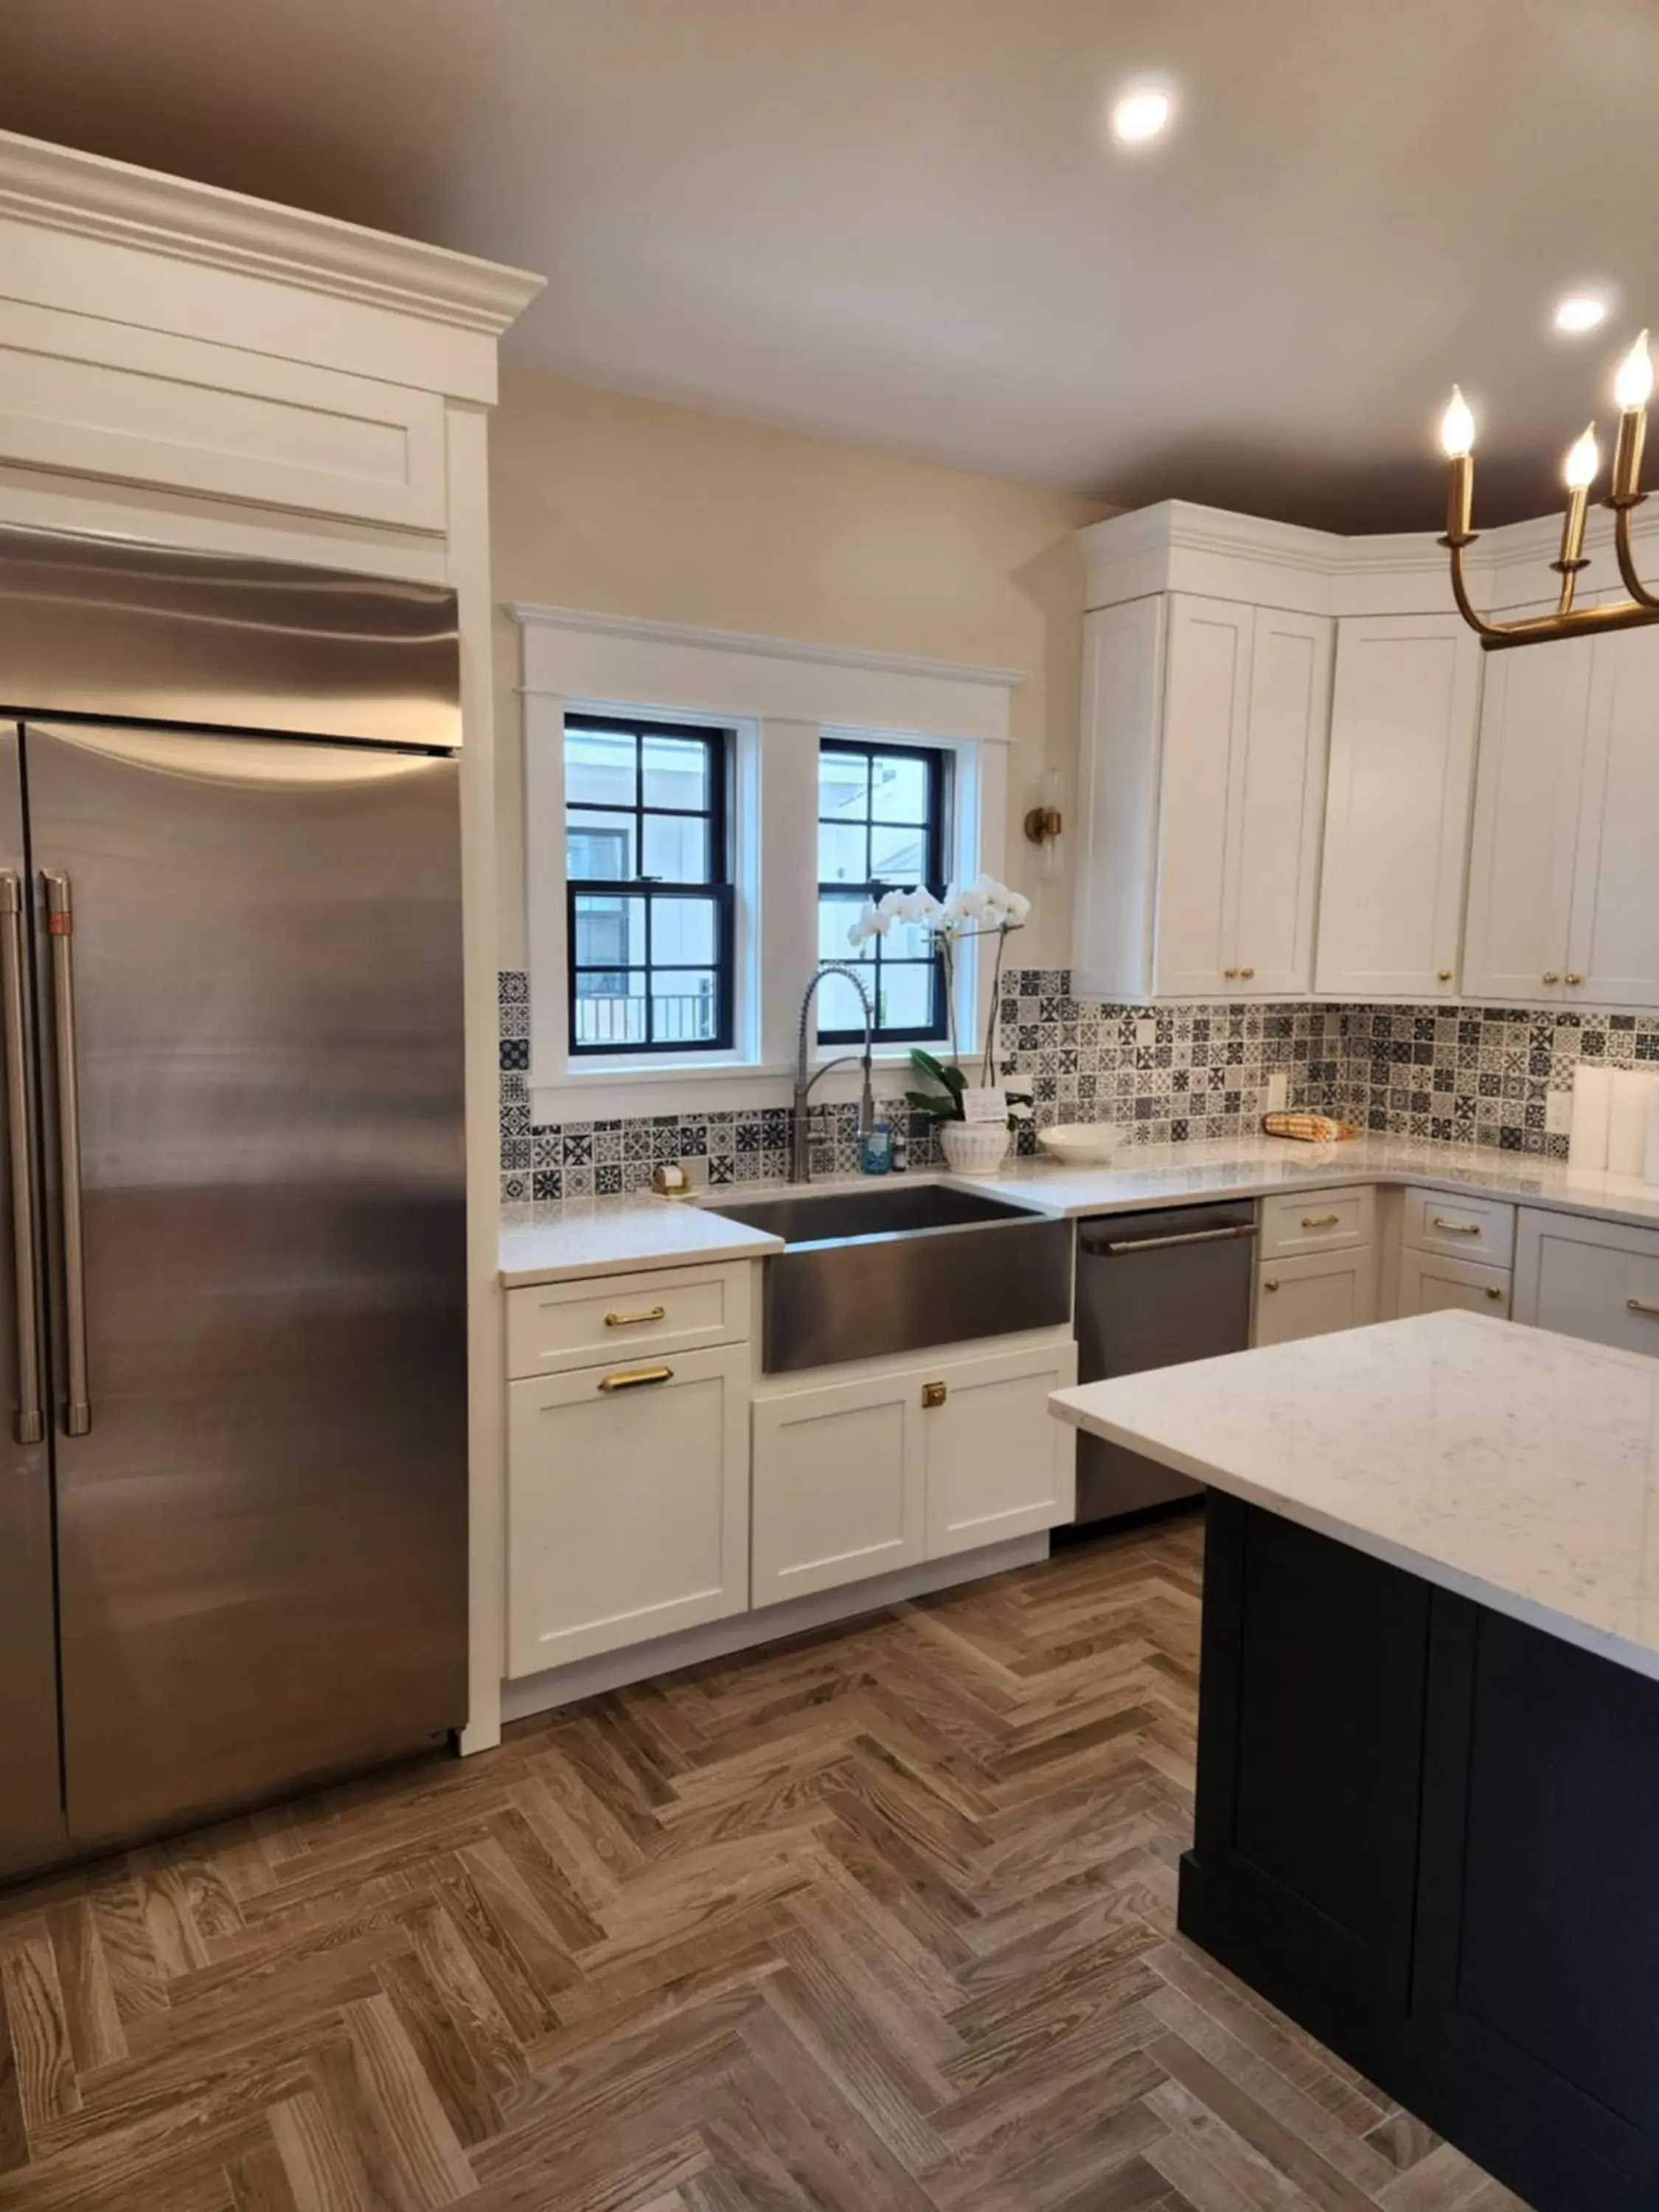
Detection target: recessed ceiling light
<box><xmin>1554</xmin><ymin>293</ymin><xmax>1610</xmax><ymax>335</ymax></box>
<box><xmin>1110</xmin><ymin>87</ymin><xmax>1173</xmax><ymax>145</ymax></box>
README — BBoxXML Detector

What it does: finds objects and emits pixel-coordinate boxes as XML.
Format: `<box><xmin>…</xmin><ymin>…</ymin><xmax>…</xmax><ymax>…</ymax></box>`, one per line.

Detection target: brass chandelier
<box><xmin>1439</xmin><ymin>332</ymin><xmax>1659</xmax><ymax>648</ymax></box>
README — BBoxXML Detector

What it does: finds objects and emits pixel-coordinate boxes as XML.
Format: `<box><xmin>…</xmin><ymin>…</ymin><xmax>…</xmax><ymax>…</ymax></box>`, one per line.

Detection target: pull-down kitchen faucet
<box><xmin>792</xmin><ymin>964</ymin><xmax>875</xmax><ymax>1182</ymax></box>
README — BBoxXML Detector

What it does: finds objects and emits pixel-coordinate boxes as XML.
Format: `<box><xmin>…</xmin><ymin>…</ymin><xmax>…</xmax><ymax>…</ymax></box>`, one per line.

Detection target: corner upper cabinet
<box><xmin>1314</xmin><ymin>616</ymin><xmax>1482</xmax><ymax>999</ymax></box>
<box><xmin>1072</xmin><ymin>585</ymin><xmax>1332</xmax><ymax>1003</ymax></box>
<box><xmin>1464</xmin><ymin>620</ymin><xmax>1659</xmax><ymax>1009</ymax></box>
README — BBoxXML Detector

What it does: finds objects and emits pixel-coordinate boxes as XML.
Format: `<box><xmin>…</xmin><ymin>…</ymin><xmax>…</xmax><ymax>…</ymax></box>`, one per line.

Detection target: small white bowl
<box><xmin>1038</xmin><ymin>1121</ymin><xmax>1121</xmax><ymax>1166</ymax></box>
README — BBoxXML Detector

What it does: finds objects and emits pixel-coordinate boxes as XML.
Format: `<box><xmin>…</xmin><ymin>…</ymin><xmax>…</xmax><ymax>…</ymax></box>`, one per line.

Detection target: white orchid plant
<box><xmin>846</xmin><ymin>875</ymin><xmax>1034</xmax><ymax>1131</ymax></box>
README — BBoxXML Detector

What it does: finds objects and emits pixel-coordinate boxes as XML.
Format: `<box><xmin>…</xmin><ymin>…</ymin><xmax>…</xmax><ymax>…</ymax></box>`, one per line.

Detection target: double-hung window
<box><xmin>816</xmin><ymin>737</ymin><xmax>949</xmax><ymax>1044</ymax></box>
<box><xmin>564</xmin><ymin>714</ymin><xmax>734</xmax><ymax>1055</ymax></box>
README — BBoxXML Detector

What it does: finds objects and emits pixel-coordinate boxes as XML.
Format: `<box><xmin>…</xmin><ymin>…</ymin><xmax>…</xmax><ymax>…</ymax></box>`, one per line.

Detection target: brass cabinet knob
<box><xmin>1222</xmin><ymin>967</ymin><xmax>1239</xmax><ymax>980</ymax></box>
<box><xmin>1437</xmin><ymin>969</ymin><xmax>1453</xmax><ymax>983</ymax></box>
<box><xmin>1263</xmin><ymin>1278</ymin><xmax>1280</xmax><ymax>1293</ymax></box>
<box><xmin>1543</xmin><ymin>972</ymin><xmax>1560</xmax><ymax>985</ymax></box>
<box><xmin>1241</xmin><ymin>967</ymin><xmax>1256</xmax><ymax>980</ymax></box>
<box><xmin>1566</xmin><ymin>973</ymin><xmax>1585</xmax><ymax>986</ymax></box>
<box><xmin>1486</xmin><ymin>1284</ymin><xmax>1504</xmax><ymax>1301</ymax></box>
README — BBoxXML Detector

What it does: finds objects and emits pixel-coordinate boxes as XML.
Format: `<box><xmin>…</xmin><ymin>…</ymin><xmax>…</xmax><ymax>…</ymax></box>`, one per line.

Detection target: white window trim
<box><xmin>511</xmin><ymin>605</ymin><xmax>1019</xmax><ymax>1124</ymax></box>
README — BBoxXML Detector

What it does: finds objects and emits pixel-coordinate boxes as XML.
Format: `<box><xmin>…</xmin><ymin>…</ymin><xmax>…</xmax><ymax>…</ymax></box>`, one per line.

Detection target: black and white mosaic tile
<box><xmin>499</xmin><ymin>969</ymin><xmax>1652</xmax><ymax>1201</ymax></box>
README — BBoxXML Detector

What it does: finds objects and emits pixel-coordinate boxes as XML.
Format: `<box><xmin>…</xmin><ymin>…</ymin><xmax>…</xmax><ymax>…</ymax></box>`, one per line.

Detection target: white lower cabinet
<box><xmin>1514</xmin><ymin>1207</ymin><xmax>1659</xmax><ymax>1356</ymax></box>
<box><xmin>752</xmin><ymin>1370</ymin><xmax>926</xmax><ymax>1604</ymax></box>
<box><xmin>923</xmin><ymin>1340</ymin><xmax>1079</xmax><ymax>1559</ymax></box>
<box><xmin>1254</xmin><ymin>1247</ymin><xmax>1377</xmax><ymax>1346</ymax></box>
<box><xmin>507</xmin><ymin>1343</ymin><xmax>749</xmax><ymax>1675</ymax></box>
<box><xmin>751</xmin><ymin>1336</ymin><xmax>1077</xmax><ymax>1606</ymax></box>
<box><xmin>1398</xmin><ymin>1248</ymin><xmax>1511</xmax><ymax>1321</ymax></box>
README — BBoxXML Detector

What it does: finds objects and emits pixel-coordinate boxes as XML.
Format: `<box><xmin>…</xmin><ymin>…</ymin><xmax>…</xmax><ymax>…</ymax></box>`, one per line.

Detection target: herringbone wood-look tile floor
<box><xmin>0</xmin><ymin>1517</ymin><xmax>1530</xmax><ymax>2212</ymax></box>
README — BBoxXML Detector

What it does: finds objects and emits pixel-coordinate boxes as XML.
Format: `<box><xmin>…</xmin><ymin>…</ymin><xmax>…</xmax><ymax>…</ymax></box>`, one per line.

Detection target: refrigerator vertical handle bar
<box><xmin>0</xmin><ymin>874</ymin><xmax>43</xmax><ymax>1446</ymax></box>
<box><xmin>41</xmin><ymin>872</ymin><xmax>89</xmax><ymax>1437</ymax></box>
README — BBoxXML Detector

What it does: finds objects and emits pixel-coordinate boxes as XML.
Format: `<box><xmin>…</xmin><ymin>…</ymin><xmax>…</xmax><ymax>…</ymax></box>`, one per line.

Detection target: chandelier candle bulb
<box><xmin>1439</xmin><ymin>386</ymin><xmax>1475</xmax><ymax>541</ymax></box>
<box><xmin>1555</xmin><ymin>423</ymin><xmax>1599</xmax><ymax>590</ymax></box>
<box><xmin>1611</xmin><ymin>331</ymin><xmax>1651</xmax><ymax>504</ymax></box>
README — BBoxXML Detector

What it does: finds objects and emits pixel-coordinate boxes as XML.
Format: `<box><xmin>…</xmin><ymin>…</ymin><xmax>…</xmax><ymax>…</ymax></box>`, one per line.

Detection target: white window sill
<box><xmin>529</xmin><ymin>1043</ymin><xmax>964</xmax><ymax>1125</ymax></box>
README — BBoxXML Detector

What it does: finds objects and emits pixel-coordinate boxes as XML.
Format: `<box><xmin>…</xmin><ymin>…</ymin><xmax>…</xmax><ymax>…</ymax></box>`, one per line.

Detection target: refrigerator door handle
<box><xmin>41</xmin><ymin>871</ymin><xmax>89</xmax><ymax>1437</ymax></box>
<box><xmin>0</xmin><ymin>873</ymin><xmax>43</xmax><ymax>1446</ymax></box>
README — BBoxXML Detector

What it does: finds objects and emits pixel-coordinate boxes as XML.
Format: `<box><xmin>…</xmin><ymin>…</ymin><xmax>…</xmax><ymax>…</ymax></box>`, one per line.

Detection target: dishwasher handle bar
<box><xmin>1084</xmin><ymin>1221</ymin><xmax>1259</xmax><ymax>1257</ymax></box>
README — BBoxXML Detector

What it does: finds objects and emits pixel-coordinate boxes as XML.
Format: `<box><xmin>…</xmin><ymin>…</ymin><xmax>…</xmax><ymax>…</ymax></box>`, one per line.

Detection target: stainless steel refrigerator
<box><xmin>0</xmin><ymin>528</ymin><xmax>467</xmax><ymax>1881</ymax></box>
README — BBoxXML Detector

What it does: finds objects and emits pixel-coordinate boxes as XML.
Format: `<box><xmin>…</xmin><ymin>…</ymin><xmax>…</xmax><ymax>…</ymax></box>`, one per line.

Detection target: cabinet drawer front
<box><xmin>507</xmin><ymin>1344</ymin><xmax>748</xmax><ymax>1674</ymax></box>
<box><xmin>1402</xmin><ymin>1189</ymin><xmax>1515</xmax><ymax>1267</ymax></box>
<box><xmin>506</xmin><ymin>1262</ymin><xmax>750</xmax><ymax>1378</ymax></box>
<box><xmin>1254</xmin><ymin>1248</ymin><xmax>1377</xmax><ymax>1346</ymax></box>
<box><xmin>1515</xmin><ymin>1209</ymin><xmax>1659</xmax><ymax>1357</ymax></box>
<box><xmin>1259</xmin><ymin>1185</ymin><xmax>1374</xmax><ymax>1259</ymax></box>
<box><xmin>1398</xmin><ymin>1250</ymin><xmax>1512</xmax><ymax>1321</ymax></box>
<box><xmin>0</xmin><ymin>299</ymin><xmax>446</xmax><ymax>530</ymax></box>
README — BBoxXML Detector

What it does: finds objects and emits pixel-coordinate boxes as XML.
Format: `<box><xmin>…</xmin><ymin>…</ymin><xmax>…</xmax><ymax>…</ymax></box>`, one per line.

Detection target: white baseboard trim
<box><xmin>498</xmin><ymin>1533</ymin><xmax>1051</xmax><ymax>1726</ymax></box>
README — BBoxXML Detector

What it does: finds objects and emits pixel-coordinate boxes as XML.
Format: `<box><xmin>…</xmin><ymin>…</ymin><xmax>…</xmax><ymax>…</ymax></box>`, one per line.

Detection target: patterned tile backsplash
<box><xmin>499</xmin><ymin>968</ymin><xmax>1659</xmax><ymax>1202</ymax></box>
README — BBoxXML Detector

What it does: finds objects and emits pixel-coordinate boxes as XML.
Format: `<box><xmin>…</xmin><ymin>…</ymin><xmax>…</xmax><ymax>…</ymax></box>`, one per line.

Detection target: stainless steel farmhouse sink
<box><xmin>703</xmin><ymin>1183</ymin><xmax>1071</xmax><ymax>1371</ymax></box>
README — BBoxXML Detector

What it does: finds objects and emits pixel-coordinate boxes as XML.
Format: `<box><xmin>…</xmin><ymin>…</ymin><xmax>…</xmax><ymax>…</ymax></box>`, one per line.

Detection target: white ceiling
<box><xmin>5</xmin><ymin>0</ymin><xmax>1659</xmax><ymax>527</ymax></box>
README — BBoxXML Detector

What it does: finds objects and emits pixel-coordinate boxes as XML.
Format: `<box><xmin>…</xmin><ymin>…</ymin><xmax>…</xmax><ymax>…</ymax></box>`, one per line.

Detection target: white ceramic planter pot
<box><xmin>939</xmin><ymin>1121</ymin><xmax>1011</xmax><ymax>1176</ymax></box>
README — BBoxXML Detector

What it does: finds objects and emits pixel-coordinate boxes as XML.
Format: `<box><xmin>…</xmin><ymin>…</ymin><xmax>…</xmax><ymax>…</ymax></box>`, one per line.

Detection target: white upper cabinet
<box><xmin>1464</xmin><ymin>620</ymin><xmax>1659</xmax><ymax>1009</ymax></box>
<box><xmin>1072</xmin><ymin>582</ymin><xmax>1332</xmax><ymax>1003</ymax></box>
<box><xmin>1462</xmin><ymin>633</ymin><xmax>1593</xmax><ymax>1005</ymax></box>
<box><xmin>1155</xmin><ymin>595</ymin><xmax>1255</xmax><ymax>997</ymax></box>
<box><xmin>1565</xmin><ymin>624</ymin><xmax>1659</xmax><ymax>1006</ymax></box>
<box><xmin>1315</xmin><ymin>616</ymin><xmax>1482</xmax><ymax>999</ymax></box>
<box><xmin>1232</xmin><ymin>607</ymin><xmax>1332</xmax><ymax>997</ymax></box>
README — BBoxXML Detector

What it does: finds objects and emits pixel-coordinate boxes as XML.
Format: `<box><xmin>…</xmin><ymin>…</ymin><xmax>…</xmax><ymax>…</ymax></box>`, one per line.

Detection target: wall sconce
<box><xmin>1023</xmin><ymin>768</ymin><xmax>1065</xmax><ymax>883</ymax></box>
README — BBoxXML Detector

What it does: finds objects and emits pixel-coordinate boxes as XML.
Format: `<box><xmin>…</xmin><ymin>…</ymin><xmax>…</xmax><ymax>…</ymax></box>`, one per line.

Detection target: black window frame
<box><xmin>564</xmin><ymin>713</ymin><xmax>736</xmax><ymax>1057</ymax></box>
<box><xmin>816</xmin><ymin>736</ymin><xmax>950</xmax><ymax>1046</ymax></box>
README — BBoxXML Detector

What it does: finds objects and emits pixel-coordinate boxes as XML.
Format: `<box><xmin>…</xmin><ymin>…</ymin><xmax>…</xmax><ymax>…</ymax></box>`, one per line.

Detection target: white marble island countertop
<box><xmin>1052</xmin><ymin>1310</ymin><xmax>1659</xmax><ymax>1682</ymax></box>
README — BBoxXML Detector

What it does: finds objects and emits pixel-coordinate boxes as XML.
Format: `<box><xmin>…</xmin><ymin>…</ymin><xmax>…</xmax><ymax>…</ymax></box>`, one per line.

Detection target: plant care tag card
<box><xmin>960</xmin><ymin>1085</ymin><xmax>1007</xmax><ymax>1124</ymax></box>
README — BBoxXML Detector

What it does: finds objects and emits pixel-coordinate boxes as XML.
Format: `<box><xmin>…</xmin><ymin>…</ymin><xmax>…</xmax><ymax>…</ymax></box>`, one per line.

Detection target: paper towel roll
<box><xmin>1608</xmin><ymin>1071</ymin><xmax>1656</xmax><ymax>1176</ymax></box>
<box><xmin>1569</xmin><ymin>1063</ymin><xmax>1614</xmax><ymax>1172</ymax></box>
<box><xmin>1644</xmin><ymin>1085</ymin><xmax>1659</xmax><ymax>1187</ymax></box>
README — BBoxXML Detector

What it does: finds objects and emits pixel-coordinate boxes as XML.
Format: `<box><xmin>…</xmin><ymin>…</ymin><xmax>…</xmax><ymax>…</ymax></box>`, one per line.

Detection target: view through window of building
<box><xmin>564</xmin><ymin>715</ymin><xmax>734</xmax><ymax>1054</ymax></box>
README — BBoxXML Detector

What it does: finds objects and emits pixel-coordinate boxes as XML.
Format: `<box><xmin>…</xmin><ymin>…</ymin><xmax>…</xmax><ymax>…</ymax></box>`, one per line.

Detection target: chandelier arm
<box><xmin>1444</xmin><ymin>541</ymin><xmax>1517</xmax><ymax>644</ymax></box>
<box><xmin>1612</xmin><ymin>507</ymin><xmax>1659</xmax><ymax>611</ymax></box>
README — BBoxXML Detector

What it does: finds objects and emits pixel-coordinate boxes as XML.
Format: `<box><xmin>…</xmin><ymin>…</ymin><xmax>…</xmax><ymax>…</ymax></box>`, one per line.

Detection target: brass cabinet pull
<box><xmin>1239</xmin><ymin>966</ymin><xmax>1256</xmax><ymax>981</ymax></box>
<box><xmin>1543</xmin><ymin>972</ymin><xmax>1560</xmax><ymax>985</ymax></box>
<box><xmin>1263</xmin><ymin>1278</ymin><xmax>1280</xmax><ymax>1293</ymax></box>
<box><xmin>1222</xmin><ymin>967</ymin><xmax>1239</xmax><ymax>980</ymax></box>
<box><xmin>605</xmin><ymin>1304</ymin><xmax>667</xmax><ymax>1329</ymax></box>
<box><xmin>1437</xmin><ymin>969</ymin><xmax>1454</xmax><ymax>983</ymax></box>
<box><xmin>1431</xmin><ymin>1217</ymin><xmax>1483</xmax><ymax>1236</ymax></box>
<box><xmin>1627</xmin><ymin>1298</ymin><xmax>1659</xmax><ymax>1320</ymax></box>
<box><xmin>921</xmin><ymin>1380</ymin><xmax>947</xmax><ymax>1408</ymax></box>
<box><xmin>1486</xmin><ymin>1284</ymin><xmax>1505</xmax><ymax>1301</ymax></box>
<box><xmin>1301</xmin><ymin>1212</ymin><xmax>1342</xmax><ymax>1228</ymax></box>
<box><xmin>597</xmin><ymin>1364</ymin><xmax>675</xmax><ymax>1392</ymax></box>
<box><xmin>1566</xmin><ymin>973</ymin><xmax>1585</xmax><ymax>986</ymax></box>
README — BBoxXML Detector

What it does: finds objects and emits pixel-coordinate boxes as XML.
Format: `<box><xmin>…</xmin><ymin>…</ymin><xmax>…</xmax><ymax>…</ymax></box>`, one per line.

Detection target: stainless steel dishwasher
<box><xmin>1068</xmin><ymin>1202</ymin><xmax>1257</xmax><ymax>1527</ymax></box>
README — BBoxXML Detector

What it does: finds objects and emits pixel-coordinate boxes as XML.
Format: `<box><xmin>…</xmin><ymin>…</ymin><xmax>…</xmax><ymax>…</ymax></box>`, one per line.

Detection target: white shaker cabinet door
<box><xmin>922</xmin><ymin>1339</ymin><xmax>1078</xmax><ymax>1559</ymax></box>
<box><xmin>1315</xmin><ymin>616</ymin><xmax>1481</xmax><ymax>998</ymax></box>
<box><xmin>507</xmin><ymin>1345</ymin><xmax>749</xmax><ymax>1676</ymax></box>
<box><xmin>751</xmin><ymin>1369</ymin><xmax>926</xmax><ymax>1605</ymax></box>
<box><xmin>1462</xmin><ymin>635</ymin><xmax>1593</xmax><ymax>1004</ymax></box>
<box><xmin>1154</xmin><ymin>595</ymin><xmax>1254</xmax><ymax>998</ymax></box>
<box><xmin>1397</xmin><ymin>1249</ymin><xmax>1512</xmax><ymax>1321</ymax></box>
<box><xmin>1565</xmin><ymin>624</ymin><xmax>1659</xmax><ymax>1009</ymax></box>
<box><xmin>1514</xmin><ymin>1208</ymin><xmax>1659</xmax><ymax>1355</ymax></box>
<box><xmin>1253</xmin><ymin>1248</ymin><xmax>1378</xmax><ymax>1346</ymax></box>
<box><xmin>1231</xmin><ymin>607</ymin><xmax>1332</xmax><ymax>997</ymax></box>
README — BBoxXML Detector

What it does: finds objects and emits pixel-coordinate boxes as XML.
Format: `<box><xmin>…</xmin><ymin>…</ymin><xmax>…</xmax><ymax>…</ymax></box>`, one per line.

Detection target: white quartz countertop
<box><xmin>1052</xmin><ymin>1310</ymin><xmax>1659</xmax><ymax>1682</ymax></box>
<box><xmin>500</xmin><ymin>1132</ymin><xmax>1659</xmax><ymax>1287</ymax></box>
<box><xmin>498</xmin><ymin>1200</ymin><xmax>783</xmax><ymax>1286</ymax></box>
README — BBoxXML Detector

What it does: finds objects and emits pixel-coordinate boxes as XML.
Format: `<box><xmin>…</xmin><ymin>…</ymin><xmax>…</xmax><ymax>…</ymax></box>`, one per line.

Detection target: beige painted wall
<box><xmin>490</xmin><ymin>369</ymin><xmax>1108</xmax><ymax>974</ymax></box>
